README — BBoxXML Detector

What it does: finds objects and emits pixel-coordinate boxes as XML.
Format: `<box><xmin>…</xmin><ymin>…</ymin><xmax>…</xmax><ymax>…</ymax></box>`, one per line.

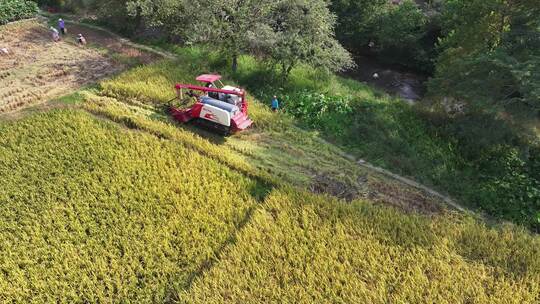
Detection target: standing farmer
<box><xmin>58</xmin><ymin>19</ymin><xmax>66</xmax><ymax>35</ymax></box>
<box><xmin>271</xmin><ymin>95</ymin><xmax>279</xmax><ymax>112</ymax></box>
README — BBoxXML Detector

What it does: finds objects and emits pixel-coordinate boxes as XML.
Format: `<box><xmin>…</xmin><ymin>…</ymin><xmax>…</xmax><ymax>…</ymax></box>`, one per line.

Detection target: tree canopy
<box><xmin>330</xmin><ymin>0</ymin><xmax>434</xmax><ymax>72</ymax></box>
<box><xmin>126</xmin><ymin>0</ymin><xmax>352</xmax><ymax>74</ymax></box>
<box><xmin>429</xmin><ymin>0</ymin><xmax>540</xmax><ymax>110</ymax></box>
<box><xmin>259</xmin><ymin>0</ymin><xmax>354</xmax><ymax>76</ymax></box>
<box><xmin>42</xmin><ymin>0</ymin><xmax>540</xmax><ymax>109</ymax></box>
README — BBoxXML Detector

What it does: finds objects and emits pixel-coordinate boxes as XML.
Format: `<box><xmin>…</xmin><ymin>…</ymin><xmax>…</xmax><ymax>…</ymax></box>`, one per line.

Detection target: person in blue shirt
<box><xmin>58</xmin><ymin>19</ymin><xmax>66</xmax><ymax>35</ymax></box>
<box><xmin>271</xmin><ymin>95</ymin><xmax>279</xmax><ymax>112</ymax></box>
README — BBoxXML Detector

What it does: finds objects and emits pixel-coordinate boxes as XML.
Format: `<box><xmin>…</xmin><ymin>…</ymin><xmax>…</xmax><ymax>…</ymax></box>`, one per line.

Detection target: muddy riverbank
<box><xmin>344</xmin><ymin>55</ymin><xmax>429</xmax><ymax>103</ymax></box>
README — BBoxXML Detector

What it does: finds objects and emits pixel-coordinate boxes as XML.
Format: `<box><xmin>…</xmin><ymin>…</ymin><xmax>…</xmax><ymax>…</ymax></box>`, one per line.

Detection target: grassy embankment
<box><xmin>225</xmin><ymin>54</ymin><xmax>540</xmax><ymax>230</ymax></box>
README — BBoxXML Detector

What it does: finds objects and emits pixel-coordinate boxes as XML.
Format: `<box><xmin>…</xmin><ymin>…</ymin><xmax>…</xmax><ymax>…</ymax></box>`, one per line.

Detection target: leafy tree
<box><xmin>373</xmin><ymin>2</ymin><xmax>426</xmax><ymax>50</ymax></box>
<box><xmin>128</xmin><ymin>0</ymin><xmax>276</xmax><ymax>72</ymax></box>
<box><xmin>330</xmin><ymin>0</ymin><xmax>436</xmax><ymax>72</ymax></box>
<box><xmin>261</xmin><ymin>0</ymin><xmax>354</xmax><ymax>77</ymax></box>
<box><xmin>35</xmin><ymin>0</ymin><xmax>62</xmax><ymax>8</ymax></box>
<box><xmin>330</xmin><ymin>0</ymin><xmax>387</xmax><ymax>51</ymax></box>
<box><xmin>36</xmin><ymin>0</ymin><xmax>95</xmax><ymax>12</ymax></box>
<box><xmin>126</xmin><ymin>0</ymin><xmax>190</xmax><ymax>36</ymax></box>
<box><xmin>127</xmin><ymin>0</ymin><xmax>352</xmax><ymax>75</ymax></box>
<box><xmin>91</xmin><ymin>0</ymin><xmax>141</xmax><ymax>35</ymax></box>
<box><xmin>190</xmin><ymin>0</ymin><xmax>278</xmax><ymax>72</ymax></box>
<box><xmin>430</xmin><ymin>0</ymin><xmax>540</xmax><ymax>110</ymax></box>
<box><xmin>371</xmin><ymin>1</ymin><xmax>430</xmax><ymax>69</ymax></box>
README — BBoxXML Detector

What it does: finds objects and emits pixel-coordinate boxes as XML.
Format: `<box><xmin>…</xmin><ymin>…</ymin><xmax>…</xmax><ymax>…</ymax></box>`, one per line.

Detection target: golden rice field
<box><xmin>0</xmin><ymin>107</ymin><xmax>538</xmax><ymax>303</ymax></box>
<box><xmin>0</xmin><ymin>110</ymin><xmax>267</xmax><ymax>302</ymax></box>
<box><xmin>97</xmin><ymin>53</ymin><xmax>448</xmax><ymax>214</ymax></box>
<box><xmin>183</xmin><ymin>189</ymin><xmax>540</xmax><ymax>303</ymax></box>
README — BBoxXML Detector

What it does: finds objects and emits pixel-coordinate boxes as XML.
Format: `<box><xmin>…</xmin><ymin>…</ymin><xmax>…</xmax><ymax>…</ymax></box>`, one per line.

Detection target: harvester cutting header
<box><xmin>170</xmin><ymin>74</ymin><xmax>253</xmax><ymax>134</ymax></box>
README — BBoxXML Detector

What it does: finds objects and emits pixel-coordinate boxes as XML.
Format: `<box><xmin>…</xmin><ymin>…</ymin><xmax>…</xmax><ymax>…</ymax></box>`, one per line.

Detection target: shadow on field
<box><xmin>181</xmin><ymin>122</ymin><xmax>228</xmax><ymax>145</ymax></box>
<box><xmin>176</xmin><ymin>181</ymin><xmax>273</xmax><ymax>300</ymax></box>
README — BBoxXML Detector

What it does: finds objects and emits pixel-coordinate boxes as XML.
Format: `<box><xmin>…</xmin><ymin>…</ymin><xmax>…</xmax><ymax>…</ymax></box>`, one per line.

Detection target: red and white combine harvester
<box><xmin>170</xmin><ymin>74</ymin><xmax>253</xmax><ymax>134</ymax></box>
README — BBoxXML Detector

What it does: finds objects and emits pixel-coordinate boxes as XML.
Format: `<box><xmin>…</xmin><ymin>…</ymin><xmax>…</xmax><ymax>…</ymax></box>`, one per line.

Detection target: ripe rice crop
<box><xmin>80</xmin><ymin>93</ymin><xmax>278</xmax><ymax>186</ymax></box>
<box><xmin>97</xmin><ymin>59</ymin><xmax>451</xmax><ymax>211</ymax></box>
<box><xmin>181</xmin><ymin>188</ymin><xmax>540</xmax><ymax>303</ymax></box>
<box><xmin>0</xmin><ymin>105</ymin><xmax>539</xmax><ymax>303</ymax></box>
<box><xmin>2</xmin><ymin>44</ymin><xmax>539</xmax><ymax>302</ymax></box>
<box><xmin>0</xmin><ymin>110</ymin><xmax>268</xmax><ymax>302</ymax></box>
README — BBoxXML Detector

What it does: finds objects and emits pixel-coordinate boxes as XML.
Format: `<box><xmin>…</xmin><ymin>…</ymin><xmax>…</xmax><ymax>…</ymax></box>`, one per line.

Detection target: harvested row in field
<box><xmin>98</xmin><ymin>58</ymin><xmax>449</xmax><ymax>213</ymax></box>
<box><xmin>0</xmin><ymin>107</ymin><xmax>539</xmax><ymax>303</ymax></box>
<box><xmin>0</xmin><ymin>19</ymin><xmax>157</xmax><ymax>113</ymax></box>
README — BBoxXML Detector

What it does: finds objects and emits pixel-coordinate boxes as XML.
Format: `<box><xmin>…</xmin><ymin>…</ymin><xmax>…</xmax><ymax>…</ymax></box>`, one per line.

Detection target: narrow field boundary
<box><xmin>64</xmin><ymin>21</ymin><xmax>176</xmax><ymax>59</ymax></box>
<box><xmin>333</xmin><ymin>147</ymin><xmax>467</xmax><ymax>212</ymax></box>
<box><xmin>357</xmin><ymin>161</ymin><xmax>467</xmax><ymax>212</ymax></box>
<box><xmin>1</xmin><ymin>17</ymin><xmax>39</xmax><ymax>27</ymax></box>
<box><xmin>317</xmin><ymin>139</ymin><xmax>468</xmax><ymax>213</ymax></box>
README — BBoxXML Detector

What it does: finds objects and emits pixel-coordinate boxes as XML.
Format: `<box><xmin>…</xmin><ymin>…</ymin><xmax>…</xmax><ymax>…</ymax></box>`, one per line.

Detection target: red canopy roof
<box><xmin>196</xmin><ymin>74</ymin><xmax>222</xmax><ymax>83</ymax></box>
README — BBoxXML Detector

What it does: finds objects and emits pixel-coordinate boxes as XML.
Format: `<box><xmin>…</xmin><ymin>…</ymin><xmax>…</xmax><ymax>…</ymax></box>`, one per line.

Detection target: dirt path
<box><xmin>357</xmin><ymin>161</ymin><xmax>467</xmax><ymax>212</ymax></box>
<box><xmin>63</xmin><ymin>20</ymin><xmax>176</xmax><ymax>60</ymax></box>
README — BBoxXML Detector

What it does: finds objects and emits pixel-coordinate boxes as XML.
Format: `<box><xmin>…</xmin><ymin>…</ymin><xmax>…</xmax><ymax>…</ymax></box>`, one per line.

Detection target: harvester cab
<box><xmin>170</xmin><ymin>74</ymin><xmax>253</xmax><ymax>134</ymax></box>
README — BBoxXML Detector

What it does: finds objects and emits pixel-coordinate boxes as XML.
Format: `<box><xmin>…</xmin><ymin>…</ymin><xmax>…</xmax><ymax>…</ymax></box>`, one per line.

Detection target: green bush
<box><xmin>0</xmin><ymin>0</ymin><xmax>38</xmax><ymax>25</ymax></box>
<box><xmin>283</xmin><ymin>90</ymin><xmax>354</xmax><ymax>136</ymax></box>
<box><xmin>474</xmin><ymin>146</ymin><xmax>540</xmax><ymax>221</ymax></box>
